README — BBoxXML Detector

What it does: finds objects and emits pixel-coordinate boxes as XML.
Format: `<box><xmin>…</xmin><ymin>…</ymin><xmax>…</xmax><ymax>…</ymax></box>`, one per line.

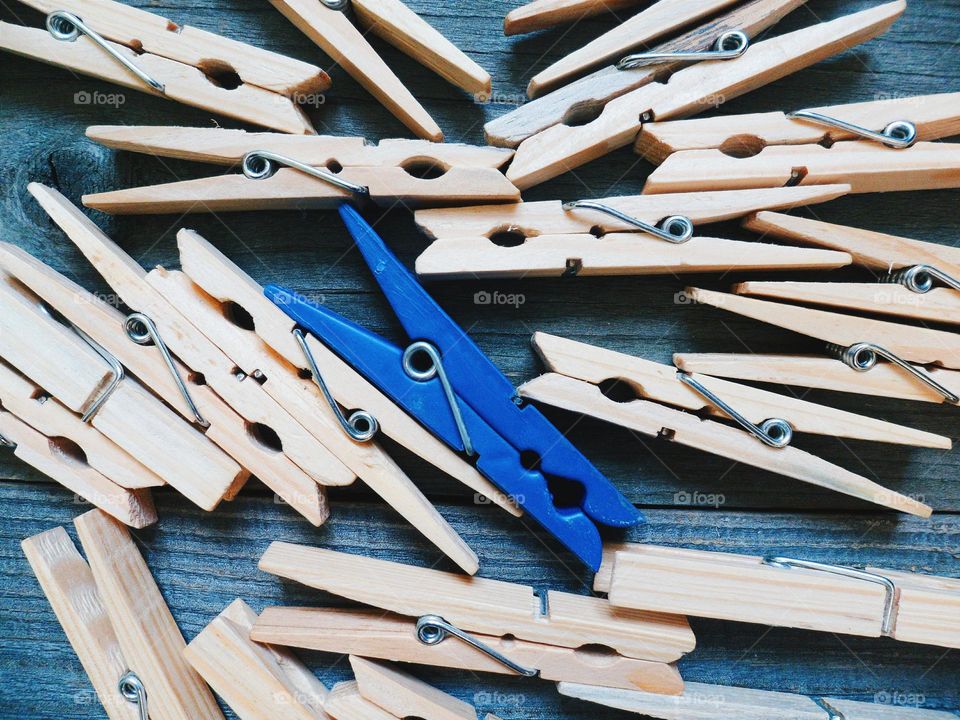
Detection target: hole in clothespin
<box><xmin>546</xmin><ymin>474</ymin><xmax>586</xmax><ymax>510</ymax></box>
<box><xmin>719</xmin><ymin>134</ymin><xmax>767</xmax><ymax>159</ymax></box>
<box><xmin>48</xmin><ymin>436</ymin><xmax>89</xmax><ymax>468</ymax></box>
<box><xmin>402</xmin><ymin>160</ymin><xmax>449</xmax><ymax>180</ymax></box>
<box><xmin>126</xmin><ymin>39</ymin><xmax>145</xmax><ymax>55</ymax></box>
<box><xmin>246</xmin><ymin>422</ymin><xmax>283</xmax><ymax>453</ymax></box>
<box><xmin>221</xmin><ymin>300</ymin><xmax>256</xmax><ymax>332</ymax></box>
<box><xmin>562</xmin><ymin>102</ymin><xmax>604</xmax><ymax>127</ymax></box>
<box><xmin>597</xmin><ymin>378</ymin><xmax>640</xmax><ymax>404</ymax></box>
<box><xmin>574</xmin><ymin>644</ymin><xmax>620</xmax><ymax>667</ymax></box>
<box><xmin>817</xmin><ymin>134</ymin><xmax>836</xmax><ymax>149</ymax></box>
<box><xmin>165</xmin><ymin>20</ymin><xmax>181</xmax><ymax>33</ymax></box>
<box><xmin>197</xmin><ymin>59</ymin><xmax>242</xmax><ymax>90</ymax></box>
<box><xmin>488</xmin><ymin>229</ymin><xmax>527</xmax><ymax>247</ymax></box>
<box><xmin>520</xmin><ymin>450</ymin><xmax>542</xmax><ymax>471</ymax></box>
<box><xmin>327</xmin><ymin>160</ymin><xmax>344</xmax><ymax>174</ymax></box>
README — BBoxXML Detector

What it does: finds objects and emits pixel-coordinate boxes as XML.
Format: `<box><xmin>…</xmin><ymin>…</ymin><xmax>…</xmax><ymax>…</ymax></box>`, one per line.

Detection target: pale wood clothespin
<box><xmin>594</xmin><ymin>544</ymin><xmax>960</xmax><ymax>650</ymax></box>
<box><xmin>251</xmin><ymin>542</ymin><xmax>691</xmax><ymax>692</ymax></box>
<box><xmin>559</xmin><ymin>681</ymin><xmax>960</xmax><ymax>720</ymax></box>
<box><xmin>0</xmin><ymin>260</ymin><xmax>245</xmax><ymax>514</ymax></box>
<box><xmin>673</xmin><ymin>352</ymin><xmax>960</xmax><ymax>406</ymax></box>
<box><xmin>348</xmin><ymin>656</ymin><xmax>491</xmax><ymax>720</ymax></box>
<box><xmin>22</xmin><ymin>509</ymin><xmax>225</xmax><ymax>720</ymax></box>
<box><xmin>736</xmin><ymin>212</ymin><xmax>960</xmax><ymax>325</ymax></box>
<box><xmin>26</xmin><ymin>183</ymin><xmax>485</xmax><ymax>572</ymax></box>
<box><xmin>686</xmin><ymin>286</ymin><xmax>960</xmax><ymax>407</ymax></box>
<box><xmin>324</xmin><ymin>656</ymin><xmax>504</xmax><ymax>720</ymax></box>
<box><xmin>518</xmin><ymin>332</ymin><xmax>936</xmax><ymax>516</ymax></box>
<box><xmin>503</xmin><ymin>2</ymin><xmax>905</xmax><ymax>189</ymax></box>
<box><xmin>184</xmin><ymin>599</ymin><xmax>331</xmax><ymax>720</ymax></box>
<box><xmin>81</xmin><ymin>126</ymin><xmax>518</xmax><ymax>214</ymax></box>
<box><xmin>526</xmin><ymin>0</ymin><xmax>745</xmax><ymax>96</ymax></box>
<box><xmin>0</xmin><ymin>0</ymin><xmax>328</xmax><ymax>133</ymax></box>
<box><xmin>488</xmin><ymin>0</ymin><xmax>806</xmax><ymax>148</ymax></box>
<box><xmin>413</xmin><ymin>186</ymin><xmax>851</xmax><ymax>279</ymax></box>
<box><xmin>269</xmin><ymin>0</ymin><xmax>490</xmax><ymax>140</ymax></box>
<box><xmin>640</xmin><ymin>92</ymin><xmax>960</xmax><ymax>194</ymax></box>
<box><xmin>504</xmin><ymin>0</ymin><xmax>644</xmax><ymax>36</ymax></box>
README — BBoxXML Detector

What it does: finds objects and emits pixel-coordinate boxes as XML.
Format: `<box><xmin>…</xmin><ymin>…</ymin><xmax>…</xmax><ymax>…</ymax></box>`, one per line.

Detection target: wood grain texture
<box><xmin>0</xmin><ymin>0</ymin><xmax>959</xmax><ymax>717</ymax></box>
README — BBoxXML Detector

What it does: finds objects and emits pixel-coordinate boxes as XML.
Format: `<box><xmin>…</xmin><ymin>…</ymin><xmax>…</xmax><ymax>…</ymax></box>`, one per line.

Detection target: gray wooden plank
<box><xmin>1</xmin><ymin>483</ymin><xmax>958</xmax><ymax>718</ymax></box>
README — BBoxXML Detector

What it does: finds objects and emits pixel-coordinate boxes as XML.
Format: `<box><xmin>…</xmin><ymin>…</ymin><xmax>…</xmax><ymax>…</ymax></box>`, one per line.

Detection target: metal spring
<box><xmin>46</xmin><ymin>10</ymin><xmax>165</xmax><ymax>93</ymax></box>
<box><xmin>125</xmin><ymin>313</ymin><xmax>210</xmax><ymax>427</ymax></box>
<box><xmin>416</xmin><ymin>615</ymin><xmax>539</xmax><ymax>677</ymax></box>
<box><xmin>617</xmin><ymin>30</ymin><xmax>749</xmax><ymax>70</ymax></box>
<box><xmin>293</xmin><ymin>329</ymin><xmax>378</xmax><ymax>442</ymax></box>
<box><xmin>562</xmin><ymin>200</ymin><xmax>694</xmax><ymax>244</ymax></box>
<box><xmin>320</xmin><ymin>0</ymin><xmax>350</xmax><ymax>8</ymax></box>
<box><xmin>883</xmin><ymin>264</ymin><xmax>960</xmax><ymax>294</ymax></box>
<box><xmin>826</xmin><ymin>342</ymin><xmax>959</xmax><ymax>404</ymax></box>
<box><xmin>812</xmin><ymin>697</ymin><xmax>846</xmax><ymax>720</ymax></box>
<box><xmin>242</xmin><ymin>150</ymin><xmax>369</xmax><ymax>196</ymax></box>
<box><xmin>787</xmin><ymin>110</ymin><xmax>917</xmax><ymax>149</ymax></box>
<box><xmin>0</xmin><ymin>433</ymin><xmax>15</xmax><ymax>448</ymax></box>
<box><xmin>403</xmin><ymin>341</ymin><xmax>474</xmax><ymax>456</ymax></box>
<box><xmin>118</xmin><ymin>672</ymin><xmax>148</xmax><ymax>720</ymax></box>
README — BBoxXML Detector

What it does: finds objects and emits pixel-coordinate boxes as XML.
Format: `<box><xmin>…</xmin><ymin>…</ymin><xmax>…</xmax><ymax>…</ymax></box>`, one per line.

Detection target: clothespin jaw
<box><xmin>82</xmin><ymin>127</ymin><xmax>519</xmax><ymax>214</ymax></box>
<box><xmin>503</xmin><ymin>1</ymin><xmax>906</xmax><ymax>189</ymax></box>
<box><xmin>487</xmin><ymin>0</ymin><xmax>809</xmax><ymax>148</ymax></box>
<box><xmin>268</xmin><ymin>205</ymin><xmax>641</xmax><ymax>569</ymax></box>
<box><xmin>1</xmin><ymin>0</ymin><xmax>328</xmax><ymax>133</ymax></box>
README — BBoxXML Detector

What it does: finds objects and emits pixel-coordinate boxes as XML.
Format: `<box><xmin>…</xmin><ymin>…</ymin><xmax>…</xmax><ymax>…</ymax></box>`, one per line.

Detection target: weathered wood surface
<box><xmin>0</xmin><ymin>0</ymin><xmax>958</xmax><ymax>717</ymax></box>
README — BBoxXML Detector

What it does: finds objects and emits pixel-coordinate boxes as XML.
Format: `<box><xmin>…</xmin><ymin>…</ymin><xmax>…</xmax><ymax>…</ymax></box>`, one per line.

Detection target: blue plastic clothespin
<box><xmin>266</xmin><ymin>204</ymin><xmax>641</xmax><ymax>570</ymax></box>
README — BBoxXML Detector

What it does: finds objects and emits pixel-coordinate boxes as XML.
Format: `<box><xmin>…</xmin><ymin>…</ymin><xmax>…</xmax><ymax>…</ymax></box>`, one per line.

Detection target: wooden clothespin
<box><xmin>488</xmin><ymin>0</ymin><xmax>806</xmax><ymax>148</ymax></box>
<box><xmin>251</xmin><ymin>542</ymin><xmax>692</xmax><ymax>692</ymax></box>
<box><xmin>82</xmin><ymin>126</ymin><xmax>519</xmax><ymax>214</ymax></box>
<box><xmin>504</xmin><ymin>0</ymin><xmax>644</xmax><ymax>36</ymax></box>
<box><xmin>673</xmin><ymin>352</ymin><xmax>960</xmax><ymax>406</ymax></box>
<box><xmin>736</xmin><ymin>212</ymin><xmax>960</xmax><ymax>324</ymax></box>
<box><xmin>413</xmin><ymin>186</ymin><xmax>851</xmax><ymax>279</ymax></box>
<box><xmin>526</xmin><ymin>0</ymin><xmax>748</xmax><ymax>96</ymax></box>
<box><xmin>22</xmin><ymin>509</ymin><xmax>225</xmax><ymax>720</ymax></box>
<box><xmin>519</xmin><ymin>332</ymin><xmax>936</xmax><ymax>516</ymax></box>
<box><xmin>0</xmin><ymin>0</ymin><xmax>328</xmax><ymax>134</ymax></box>
<box><xmin>269</xmin><ymin>0</ymin><xmax>490</xmax><ymax>140</ymax></box>
<box><xmin>641</xmin><ymin>92</ymin><xmax>960</xmax><ymax>194</ymax></box>
<box><xmin>559</xmin><ymin>681</ymin><xmax>960</xmax><ymax>720</ymax></box>
<box><xmin>503</xmin><ymin>2</ymin><xmax>905</xmax><ymax>189</ymax></box>
<box><xmin>0</xmin><ymin>405</ymin><xmax>157</xmax><ymax>529</ymax></box>
<box><xmin>594</xmin><ymin>544</ymin><xmax>960</xmax><ymax>650</ymax></box>
<box><xmin>347</xmin><ymin>656</ymin><xmax>494</xmax><ymax>720</ymax></box>
<box><xmin>26</xmin><ymin>183</ymin><xmax>482</xmax><ymax>571</ymax></box>
<box><xmin>0</xmin><ymin>259</ymin><xmax>245</xmax><ymax>513</ymax></box>
<box><xmin>686</xmin><ymin>286</ymin><xmax>960</xmax><ymax>406</ymax></box>
<box><xmin>184</xmin><ymin>599</ymin><xmax>330</xmax><ymax>720</ymax></box>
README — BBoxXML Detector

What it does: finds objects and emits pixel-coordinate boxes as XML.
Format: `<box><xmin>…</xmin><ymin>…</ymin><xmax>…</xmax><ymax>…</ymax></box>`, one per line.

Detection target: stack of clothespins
<box><xmin>0</xmin><ymin>0</ymin><xmax>491</xmax><ymax>137</ymax></box>
<box><xmin>6</xmin><ymin>1</ymin><xmax>960</xmax><ymax>718</ymax></box>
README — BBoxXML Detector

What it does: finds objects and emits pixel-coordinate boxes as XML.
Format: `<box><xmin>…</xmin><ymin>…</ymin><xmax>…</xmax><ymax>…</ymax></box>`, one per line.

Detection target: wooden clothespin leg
<box><xmin>184</xmin><ymin>599</ymin><xmax>330</xmax><ymax>720</ymax></box>
<box><xmin>23</xmin><ymin>510</ymin><xmax>225</xmax><ymax>720</ymax></box>
<box><xmin>504</xmin><ymin>0</ymin><xmax>644</xmax><ymax>36</ymax></box>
